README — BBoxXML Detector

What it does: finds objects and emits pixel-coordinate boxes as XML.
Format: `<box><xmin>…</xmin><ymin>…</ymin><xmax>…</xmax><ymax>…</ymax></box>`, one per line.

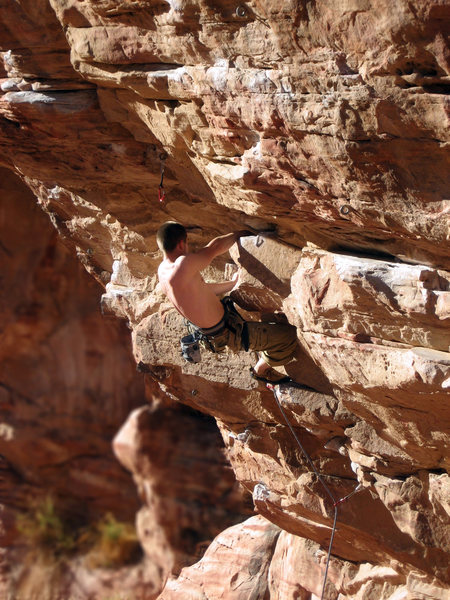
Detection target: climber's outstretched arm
<box><xmin>183</xmin><ymin>231</ymin><xmax>251</xmax><ymax>273</ymax></box>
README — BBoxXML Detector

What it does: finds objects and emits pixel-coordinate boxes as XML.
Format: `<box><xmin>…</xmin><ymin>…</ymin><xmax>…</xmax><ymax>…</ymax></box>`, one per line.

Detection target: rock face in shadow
<box><xmin>113</xmin><ymin>399</ymin><xmax>252</xmax><ymax>582</ymax></box>
<box><xmin>0</xmin><ymin>167</ymin><xmax>144</xmax><ymax>517</ymax></box>
<box><xmin>0</xmin><ymin>167</ymin><xmax>150</xmax><ymax>598</ymax></box>
<box><xmin>0</xmin><ymin>169</ymin><xmax>249</xmax><ymax>600</ymax></box>
<box><xmin>0</xmin><ymin>1</ymin><xmax>449</xmax><ymax>599</ymax></box>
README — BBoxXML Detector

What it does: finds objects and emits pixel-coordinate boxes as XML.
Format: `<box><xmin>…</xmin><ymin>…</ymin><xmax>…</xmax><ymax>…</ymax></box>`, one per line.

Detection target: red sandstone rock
<box><xmin>0</xmin><ymin>167</ymin><xmax>150</xmax><ymax>598</ymax></box>
<box><xmin>0</xmin><ymin>168</ymin><xmax>144</xmax><ymax>517</ymax></box>
<box><xmin>0</xmin><ymin>168</ymin><xmax>250</xmax><ymax>598</ymax></box>
<box><xmin>159</xmin><ymin>515</ymin><xmax>450</xmax><ymax>599</ymax></box>
<box><xmin>0</xmin><ymin>1</ymin><xmax>449</xmax><ymax>599</ymax></box>
<box><xmin>157</xmin><ymin>516</ymin><xmax>281</xmax><ymax>600</ymax></box>
<box><xmin>113</xmin><ymin>402</ymin><xmax>251</xmax><ymax>576</ymax></box>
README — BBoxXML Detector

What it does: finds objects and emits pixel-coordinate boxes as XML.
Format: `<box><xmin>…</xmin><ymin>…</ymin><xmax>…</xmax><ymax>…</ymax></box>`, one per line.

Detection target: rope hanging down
<box><xmin>266</xmin><ymin>383</ymin><xmax>362</xmax><ymax>600</ymax></box>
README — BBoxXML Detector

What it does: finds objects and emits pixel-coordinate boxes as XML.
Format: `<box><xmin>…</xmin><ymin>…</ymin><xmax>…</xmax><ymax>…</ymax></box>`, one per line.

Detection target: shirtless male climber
<box><xmin>156</xmin><ymin>221</ymin><xmax>298</xmax><ymax>384</ymax></box>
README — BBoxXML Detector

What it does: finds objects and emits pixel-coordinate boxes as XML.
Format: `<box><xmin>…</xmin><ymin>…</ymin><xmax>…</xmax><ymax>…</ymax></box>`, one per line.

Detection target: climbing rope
<box><xmin>267</xmin><ymin>383</ymin><xmax>362</xmax><ymax>600</ymax></box>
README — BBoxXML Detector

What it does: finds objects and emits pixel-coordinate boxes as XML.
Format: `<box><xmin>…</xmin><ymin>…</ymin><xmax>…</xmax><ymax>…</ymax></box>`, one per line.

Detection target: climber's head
<box><xmin>157</xmin><ymin>221</ymin><xmax>187</xmax><ymax>255</ymax></box>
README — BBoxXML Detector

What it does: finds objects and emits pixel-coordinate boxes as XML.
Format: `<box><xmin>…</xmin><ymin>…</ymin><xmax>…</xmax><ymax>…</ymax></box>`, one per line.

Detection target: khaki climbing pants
<box><xmin>199</xmin><ymin>301</ymin><xmax>297</xmax><ymax>368</ymax></box>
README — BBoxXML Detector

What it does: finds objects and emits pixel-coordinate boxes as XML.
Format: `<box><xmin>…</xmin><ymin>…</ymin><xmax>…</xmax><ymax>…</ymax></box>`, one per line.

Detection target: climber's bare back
<box><xmin>158</xmin><ymin>255</ymin><xmax>225</xmax><ymax>328</ymax></box>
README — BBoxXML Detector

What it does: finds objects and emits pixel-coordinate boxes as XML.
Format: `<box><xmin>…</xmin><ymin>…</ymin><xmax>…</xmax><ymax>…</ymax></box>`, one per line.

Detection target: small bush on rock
<box><xmin>85</xmin><ymin>513</ymin><xmax>141</xmax><ymax>569</ymax></box>
<box><xmin>16</xmin><ymin>497</ymin><xmax>141</xmax><ymax>568</ymax></box>
<box><xmin>16</xmin><ymin>495</ymin><xmax>76</xmax><ymax>557</ymax></box>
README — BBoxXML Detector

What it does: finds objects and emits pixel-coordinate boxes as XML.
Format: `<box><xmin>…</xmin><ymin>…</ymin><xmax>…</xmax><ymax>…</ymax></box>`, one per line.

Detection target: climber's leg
<box><xmin>246</xmin><ymin>321</ymin><xmax>297</xmax><ymax>379</ymax></box>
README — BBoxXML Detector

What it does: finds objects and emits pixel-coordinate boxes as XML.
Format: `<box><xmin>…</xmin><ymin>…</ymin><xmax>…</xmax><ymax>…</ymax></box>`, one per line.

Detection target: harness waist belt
<box><xmin>195</xmin><ymin>314</ymin><xmax>226</xmax><ymax>337</ymax></box>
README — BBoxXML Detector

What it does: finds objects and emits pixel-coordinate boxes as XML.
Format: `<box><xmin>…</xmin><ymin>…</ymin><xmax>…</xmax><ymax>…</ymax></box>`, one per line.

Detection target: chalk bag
<box><xmin>180</xmin><ymin>334</ymin><xmax>201</xmax><ymax>363</ymax></box>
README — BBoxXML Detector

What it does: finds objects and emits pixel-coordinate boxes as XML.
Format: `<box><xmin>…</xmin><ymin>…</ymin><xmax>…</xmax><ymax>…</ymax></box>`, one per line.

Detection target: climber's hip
<box><xmin>186</xmin><ymin>297</ymin><xmax>248</xmax><ymax>354</ymax></box>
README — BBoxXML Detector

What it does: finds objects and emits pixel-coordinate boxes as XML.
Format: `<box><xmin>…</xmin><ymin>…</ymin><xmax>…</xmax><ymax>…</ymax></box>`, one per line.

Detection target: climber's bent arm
<box><xmin>206</xmin><ymin>280</ymin><xmax>235</xmax><ymax>296</ymax></box>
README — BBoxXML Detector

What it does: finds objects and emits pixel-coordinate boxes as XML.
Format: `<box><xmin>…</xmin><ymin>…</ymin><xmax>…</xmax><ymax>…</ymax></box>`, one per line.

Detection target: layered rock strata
<box><xmin>0</xmin><ymin>1</ymin><xmax>449</xmax><ymax>599</ymax></box>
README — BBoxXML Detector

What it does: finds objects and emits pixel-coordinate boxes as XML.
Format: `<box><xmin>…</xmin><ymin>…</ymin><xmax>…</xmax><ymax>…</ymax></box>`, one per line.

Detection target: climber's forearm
<box><xmin>205</xmin><ymin>230</ymin><xmax>250</xmax><ymax>258</ymax></box>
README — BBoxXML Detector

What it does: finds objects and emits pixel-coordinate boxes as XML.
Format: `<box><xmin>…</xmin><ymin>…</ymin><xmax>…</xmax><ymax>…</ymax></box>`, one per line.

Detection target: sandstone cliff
<box><xmin>0</xmin><ymin>1</ymin><xmax>449</xmax><ymax>599</ymax></box>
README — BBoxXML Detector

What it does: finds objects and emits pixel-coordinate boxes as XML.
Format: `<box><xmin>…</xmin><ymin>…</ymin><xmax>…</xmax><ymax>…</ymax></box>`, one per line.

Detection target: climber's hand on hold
<box><xmin>236</xmin><ymin>225</ymin><xmax>277</xmax><ymax>240</ymax></box>
<box><xmin>235</xmin><ymin>229</ymin><xmax>254</xmax><ymax>240</ymax></box>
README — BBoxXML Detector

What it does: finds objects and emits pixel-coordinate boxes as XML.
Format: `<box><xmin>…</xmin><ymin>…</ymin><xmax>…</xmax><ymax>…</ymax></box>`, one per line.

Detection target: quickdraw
<box><xmin>158</xmin><ymin>152</ymin><xmax>168</xmax><ymax>202</ymax></box>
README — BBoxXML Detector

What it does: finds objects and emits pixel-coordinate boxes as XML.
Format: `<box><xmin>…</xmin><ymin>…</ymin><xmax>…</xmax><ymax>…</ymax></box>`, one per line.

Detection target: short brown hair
<box><xmin>156</xmin><ymin>221</ymin><xmax>187</xmax><ymax>252</ymax></box>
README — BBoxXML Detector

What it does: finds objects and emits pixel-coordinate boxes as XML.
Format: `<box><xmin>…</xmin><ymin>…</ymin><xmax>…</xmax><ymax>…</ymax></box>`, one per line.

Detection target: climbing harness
<box><xmin>180</xmin><ymin>297</ymin><xmax>249</xmax><ymax>362</ymax></box>
<box><xmin>158</xmin><ymin>152</ymin><xmax>167</xmax><ymax>202</ymax></box>
<box><xmin>182</xmin><ymin>314</ymin><xmax>227</xmax><ymax>359</ymax></box>
<box><xmin>266</xmin><ymin>382</ymin><xmax>363</xmax><ymax>600</ymax></box>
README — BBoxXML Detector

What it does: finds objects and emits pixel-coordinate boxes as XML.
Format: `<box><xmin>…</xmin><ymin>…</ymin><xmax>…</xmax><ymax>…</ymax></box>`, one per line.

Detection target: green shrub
<box><xmin>16</xmin><ymin>497</ymin><xmax>141</xmax><ymax>568</ymax></box>
<box><xmin>85</xmin><ymin>513</ymin><xmax>141</xmax><ymax>569</ymax></box>
<box><xmin>16</xmin><ymin>495</ymin><xmax>76</xmax><ymax>557</ymax></box>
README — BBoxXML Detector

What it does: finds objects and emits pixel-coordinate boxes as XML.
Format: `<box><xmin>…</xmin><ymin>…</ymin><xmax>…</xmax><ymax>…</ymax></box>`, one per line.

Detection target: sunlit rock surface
<box><xmin>0</xmin><ymin>1</ymin><xmax>449</xmax><ymax>599</ymax></box>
